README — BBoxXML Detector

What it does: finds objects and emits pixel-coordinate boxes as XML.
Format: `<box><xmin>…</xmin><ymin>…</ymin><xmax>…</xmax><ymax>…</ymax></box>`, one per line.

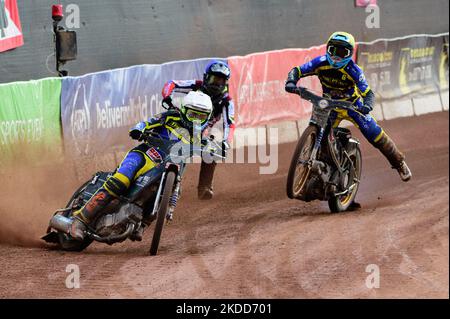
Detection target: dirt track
<box><xmin>0</xmin><ymin>111</ymin><xmax>448</xmax><ymax>298</ymax></box>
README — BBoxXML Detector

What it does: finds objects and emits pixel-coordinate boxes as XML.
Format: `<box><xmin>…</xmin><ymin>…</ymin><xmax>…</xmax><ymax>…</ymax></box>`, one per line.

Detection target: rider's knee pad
<box><xmin>104</xmin><ymin>173</ymin><xmax>130</xmax><ymax>197</ymax></box>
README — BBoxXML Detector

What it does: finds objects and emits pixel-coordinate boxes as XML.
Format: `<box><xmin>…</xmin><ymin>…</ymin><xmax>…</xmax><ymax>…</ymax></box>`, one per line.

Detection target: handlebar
<box><xmin>162</xmin><ymin>98</ymin><xmax>176</xmax><ymax>110</ymax></box>
<box><xmin>142</xmin><ymin>132</ymin><xmax>225</xmax><ymax>162</ymax></box>
<box><xmin>294</xmin><ymin>86</ymin><xmax>356</xmax><ymax>111</ymax></box>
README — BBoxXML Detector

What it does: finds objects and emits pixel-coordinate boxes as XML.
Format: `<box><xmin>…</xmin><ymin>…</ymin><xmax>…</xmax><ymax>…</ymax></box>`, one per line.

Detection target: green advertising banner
<box><xmin>0</xmin><ymin>77</ymin><xmax>62</xmax><ymax>164</ymax></box>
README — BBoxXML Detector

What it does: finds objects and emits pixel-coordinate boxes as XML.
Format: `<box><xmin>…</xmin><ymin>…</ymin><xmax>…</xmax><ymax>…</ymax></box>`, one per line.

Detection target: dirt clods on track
<box><xmin>0</xmin><ymin>111</ymin><xmax>448</xmax><ymax>298</ymax></box>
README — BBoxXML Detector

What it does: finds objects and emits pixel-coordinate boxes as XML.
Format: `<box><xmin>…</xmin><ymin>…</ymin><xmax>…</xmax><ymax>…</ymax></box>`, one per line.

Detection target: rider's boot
<box><xmin>348</xmin><ymin>201</ymin><xmax>362</xmax><ymax>211</ymax></box>
<box><xmin>198</xmin><ymin>187</ymin><xmax>214</xmax><ymax>200</ymax></box>
<box><xmin>373</xmin><ymin>132</ymin><xmax>412</xmax><ymax>182</ymax></box>
<box><xmin>70</xmin><ymin>188</ymin><xmax>115</xmax><ymax>241</ymax></box>
<box><xmin>198</xmin><ymin>160</ymin><xmax>217</xmax><ymax>200</ymax></box>
<box><xmin>69</xmin><ymin>173</ymin><xmax>130</xmax><ymax>240</ymax></box>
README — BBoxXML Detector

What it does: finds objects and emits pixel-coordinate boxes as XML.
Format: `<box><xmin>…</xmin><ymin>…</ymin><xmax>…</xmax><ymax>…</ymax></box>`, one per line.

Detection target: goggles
<box><xmin>185</xmin><ymin>108</ymin><xmax>210</xmax><ymax>123</ymax></box>
<box><xmin>207</xmin><ymin>74</ymin><xmax>227</xmax><ymax>86</ymax></box>
<box><xmin>327</xmin><ymin>45</ymin><xmax>352</xmax><ymax>59</ymax></box>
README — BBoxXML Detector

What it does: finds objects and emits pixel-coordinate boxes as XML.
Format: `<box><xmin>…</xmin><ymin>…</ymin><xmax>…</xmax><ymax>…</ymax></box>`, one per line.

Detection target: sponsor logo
<box><xmin>146</xmin><ymin>147</ymin><xmax>162</xmax><ymax>162</ymax></box>
<box><xmin>70</xmin><ymin>83</ymin><xmax>92</xmax><ymax>155</ymax></box>
<box><xmin>96</xmin><ymin>95</ymin><xmax>153</xmax><ymax>130</ymax></box>
<box><xmin>0</xmin><ymin>118</ymin><xmax>44</xmax><ymax>145</ymax></box>
<box><xmin>318</xmin><ymin>99</ymin><xmax>329</xmax><ymax>109</ymax></box>
<box><xmin>410</xmin><ymin>46</ymin><xmax>435</xmax><ymax>59</ymax></box>
<box><xmin>358</xmin><ymin>73</ymin><xmax>367</xmax><ymax>84</ymax></box>
<box><xmin>366</xmin><ymin>51</ymin><xmax>393</xmax><ymax>64</ymax></box>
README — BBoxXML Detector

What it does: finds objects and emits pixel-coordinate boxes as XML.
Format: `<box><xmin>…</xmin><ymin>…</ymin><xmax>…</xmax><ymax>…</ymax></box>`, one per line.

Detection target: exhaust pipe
<box><xmin>49</xmin><ymin>214</ymin><xmax>73</xmax><ymax>234</ymax></box>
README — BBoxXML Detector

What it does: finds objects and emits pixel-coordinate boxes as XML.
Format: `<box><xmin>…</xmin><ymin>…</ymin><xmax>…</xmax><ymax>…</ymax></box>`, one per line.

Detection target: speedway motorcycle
<box><xmin>286</xmin><ymin>86</ymin><xmax>362</xmax><ymax>212</ymax></box>
<box><xmin>42</xmin><ymin>113</ymin><xmax>224</xmax><ymax>255</ymax></box>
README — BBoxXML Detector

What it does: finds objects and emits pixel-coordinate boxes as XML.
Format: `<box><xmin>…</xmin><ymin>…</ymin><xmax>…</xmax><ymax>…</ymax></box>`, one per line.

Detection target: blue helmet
<box><xmin>203</xmin><ymin>60</ymin><xmax>231</xmax><ymax>96</ymax></box>
<box><xmin>326</xmin><ymin>31</ymin><xmax>355</xmax><ymax>69</ymax></box>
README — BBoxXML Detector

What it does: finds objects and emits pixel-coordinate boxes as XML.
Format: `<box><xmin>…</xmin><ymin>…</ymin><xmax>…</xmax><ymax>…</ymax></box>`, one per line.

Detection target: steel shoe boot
<box><xmin>396</xmin><ymin>160</ymin><xmax>412</xmax><ymax>182</ymax></box>
<box><xmin>373</xmin><ymin>132</ymin><xmax>411</xmax><ymax>182</ymax></box>
<box><xmin>70</xmin><ymin>188</ymin><xmax>114</xmax><ymax>241</ymax></box>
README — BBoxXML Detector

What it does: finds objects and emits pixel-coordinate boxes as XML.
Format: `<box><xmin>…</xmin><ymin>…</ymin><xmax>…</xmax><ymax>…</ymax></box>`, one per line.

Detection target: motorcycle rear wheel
<box><xmin>328</xmin><ymin>147</ymin><xmax>362</xmax><ymax>212</ymax></box>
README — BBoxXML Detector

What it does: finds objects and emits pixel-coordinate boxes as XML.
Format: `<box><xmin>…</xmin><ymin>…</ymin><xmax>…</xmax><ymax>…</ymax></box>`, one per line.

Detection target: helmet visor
<box><xmin>185</xmin><ymin>108</ymin><xmax>209</xmax><ymax>123</ymax></box>
<box><xmin>327</xmin><ymin>45</ymin><xmax>352</xmax><ymax>59</ymax></box>
<box><xmin>206</xmin><ymin>74</ymin><xmax>227</xmax><ymax>86</ymax></box>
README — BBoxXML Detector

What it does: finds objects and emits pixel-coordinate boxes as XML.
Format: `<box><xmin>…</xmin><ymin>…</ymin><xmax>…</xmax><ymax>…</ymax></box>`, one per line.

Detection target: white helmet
<box><xmin>180</xmin><ymin>91</ymin><xmax>213</xmax><ymax>126</ymax></box>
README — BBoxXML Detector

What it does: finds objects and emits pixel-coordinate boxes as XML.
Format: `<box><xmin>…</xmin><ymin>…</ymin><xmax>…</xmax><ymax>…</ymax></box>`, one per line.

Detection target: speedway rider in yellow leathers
<box><xmin>69</xmin><ymin>91</ymin><xmax>216</xmax><ymax>241</ymax></box>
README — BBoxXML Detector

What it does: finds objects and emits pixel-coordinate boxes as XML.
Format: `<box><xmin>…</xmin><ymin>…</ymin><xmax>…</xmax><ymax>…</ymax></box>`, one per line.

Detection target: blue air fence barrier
<box><xmin>61</xmin><ymin>64</ymin><xmax>162</xmax><ymax>159</ymax></box>
<box><xmin>60</xmin><ymin>58</ymin><xmax>226</xmax><ymax>159</ymax></box>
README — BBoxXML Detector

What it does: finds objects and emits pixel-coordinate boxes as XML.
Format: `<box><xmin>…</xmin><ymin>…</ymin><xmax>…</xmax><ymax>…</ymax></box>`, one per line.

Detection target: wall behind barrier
<box><xmin>0</xmin><ymin>0</ymin><xmax>448</xmax><ymax>83</ymax></box>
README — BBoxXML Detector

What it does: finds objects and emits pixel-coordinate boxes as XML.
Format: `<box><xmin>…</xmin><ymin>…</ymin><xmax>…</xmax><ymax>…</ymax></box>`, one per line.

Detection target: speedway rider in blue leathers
<box><xmin>68</xmin><ymin>91</ymin><xmax>215</xmax><ymax>241</ymax></box>
<box><xmin>285</xmin><ymin>32</ymin><xmax>412</xmax><ymax>187</ymax></box>
<box><xmin>161</xmin><ymin>60</ymin><xmax>236</xmax><ymax>200</ymax></box>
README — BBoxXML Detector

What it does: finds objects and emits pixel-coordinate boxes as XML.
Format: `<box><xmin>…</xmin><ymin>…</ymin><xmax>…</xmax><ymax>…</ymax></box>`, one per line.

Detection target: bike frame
<box><xmin>298</xmin><ymin>87</ymin><xmax>356</xmax><ymax>170</ymax></box>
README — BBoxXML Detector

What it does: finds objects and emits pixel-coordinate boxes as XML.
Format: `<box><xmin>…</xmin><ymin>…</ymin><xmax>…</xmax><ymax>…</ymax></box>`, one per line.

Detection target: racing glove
<box><xmin>162</xmin><ymin>96</ymin><xmax>175</xmax><ymax>109</ymax></box>
<box><xmin>285</xmin><ymin>81</ymin><xmax>298</xmax><ymax>93</ymax></box>
<box><xmin>358</xmin><ymin>104</ymin><xmax>373</xmax><ymax>115</ymax></box>
<box><xmin>285</xmin><ymin>67</ymin><xmax>301</xmax><ymax>93</ymax></box>
<box><xmin>359</xmin><ymin>89</ymin><xmax>375</xmax><ymax>114</ymax></box>
<box><xmin>129</xmin><ymin>122</ymin><xmax>146</xmax><ymax>141</ymax></box>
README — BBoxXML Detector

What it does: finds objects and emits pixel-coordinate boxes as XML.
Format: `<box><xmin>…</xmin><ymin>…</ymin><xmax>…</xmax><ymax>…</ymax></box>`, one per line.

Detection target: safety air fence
<box><xmin>0</xmin><ymin>33</ymin><xmax>448</xmax><ymax>169</ymax></box>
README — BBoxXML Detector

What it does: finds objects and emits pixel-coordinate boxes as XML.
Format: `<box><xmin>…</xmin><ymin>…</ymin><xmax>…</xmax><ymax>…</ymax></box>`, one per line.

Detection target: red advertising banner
<box><xmin>0</xmin><ymin>0</ymin><xmax>24</xmax><ymax>52</ymax></box>
<box><xmin>228</xmin><ymin>46</ymin><xmax>326</xmax><ymax>127</ymax></box>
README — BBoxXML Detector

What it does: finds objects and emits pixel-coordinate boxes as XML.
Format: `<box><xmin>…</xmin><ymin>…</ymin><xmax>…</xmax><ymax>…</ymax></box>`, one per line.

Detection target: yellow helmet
<box><xmin>326</xmin><ymin>31</ymin><xmax>355</xmax><ymax>68</ymax></box>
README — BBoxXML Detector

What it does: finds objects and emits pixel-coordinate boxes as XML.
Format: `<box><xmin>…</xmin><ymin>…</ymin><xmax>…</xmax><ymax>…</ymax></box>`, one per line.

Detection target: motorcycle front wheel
<box><xmin>286</xmin><ymin>125</ymin><xmax>318</xmax><ymax>199</ymax></box>
<box><xmin>149</xmin><ymin>171</ymin><xmax>176</xmax><ymax>256</ymax></box>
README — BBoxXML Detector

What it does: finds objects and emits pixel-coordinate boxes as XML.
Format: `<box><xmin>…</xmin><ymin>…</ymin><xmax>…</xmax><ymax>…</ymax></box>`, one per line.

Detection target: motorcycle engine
<box><xmin>95</xmin><ymin>203</ymin><xmax>143</xmax><ymax>237</ymax></box>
